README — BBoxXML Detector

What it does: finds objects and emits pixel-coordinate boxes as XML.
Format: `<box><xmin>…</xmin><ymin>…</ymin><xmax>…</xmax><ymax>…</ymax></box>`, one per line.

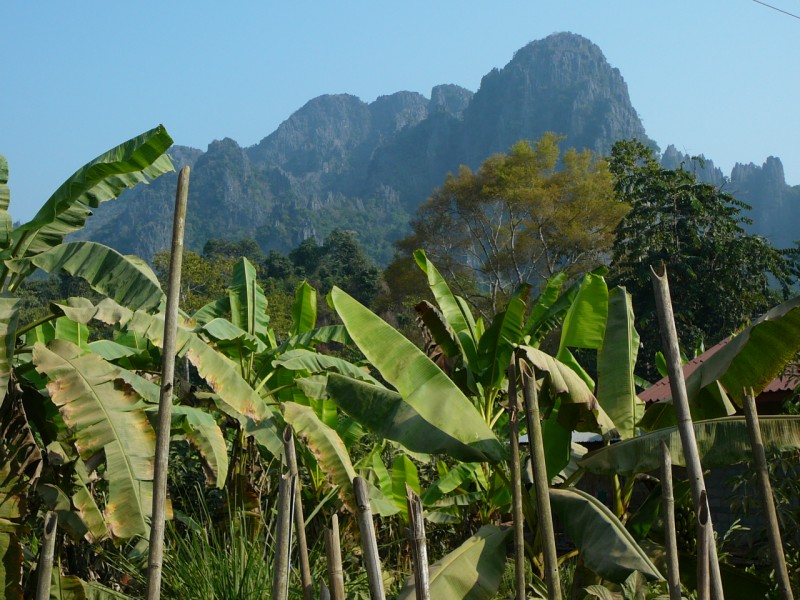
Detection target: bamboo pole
<box><xmin>660</xmin><ymin>441</ymin><xmax>682</xmax><ymax>600</ymax></box>
<box><xmin>697</xmin><ymin>490</ymin><xmax>711</xmax><ymax>600</ymax></box>
<box><xmin>284</xmin><ymin>426</ymin><xmax>314</xmax><ymax>600</ymax></box>
<box><xmin>507</xmin><ymin>363</ymin><xmax>527</xmax><ymax>600</ymax></box>
<box><xmin>650</xmin><ymin>266</ymin><xmax>724</xmax><ymax>600</ymax></box>
<box><xmin>406</xmin><ymin>485</ymin><xmax>430</xmax><ymax>600</ymax></box>
<box><xmin>520</xmin><ymin>359</ymin><xmax>563</xmax><ymax>600</ymax></box>
<box><xmin>353</xmin><ymin>476</ymin><xmax>386</xmax><ymax>600</ymax></box>
<box><xmin>325</xmin><ymin>514</ymin><xmax>346</xmax><ymax>600</ymax></box>
<box><xmin>743</xmin><ymin>388</ymin><xmax>794</xmax><ymax>600</ymax></box>
<box><xmin>273</xmin><ymin>472</ymin><xmax>296</xmax><ymax>600</ymax></box>
<box><xmin>34</xmin><ymin>511</ymin><xmax>58</xmax><ymax>600</ymax></box>
<box><xmin>146</xmin><ymin>166</ymin><xmax>190</xmax><ymax>600</ymax></box>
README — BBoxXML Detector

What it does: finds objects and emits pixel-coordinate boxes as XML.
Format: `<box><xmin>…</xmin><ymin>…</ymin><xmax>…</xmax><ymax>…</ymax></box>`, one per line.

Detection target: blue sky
<box><xmin>2</xmin><ymin>1</ymin><xmax>799</xmax><ymax>223</ymax></box>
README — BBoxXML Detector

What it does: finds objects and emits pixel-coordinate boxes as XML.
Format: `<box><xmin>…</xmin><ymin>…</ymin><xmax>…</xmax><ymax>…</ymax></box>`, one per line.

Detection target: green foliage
<box><xmin>391</xmin><ymin>133</ymin><xmax>626</xmax><ymax>316</ymax></box>
<box><xmin>609</xmin><ymin>139</ymin><xmax>796</xmax><ymax>379</ymax></box>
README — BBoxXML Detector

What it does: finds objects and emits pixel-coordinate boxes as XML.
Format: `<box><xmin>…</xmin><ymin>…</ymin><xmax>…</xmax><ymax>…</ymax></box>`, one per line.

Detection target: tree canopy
<box><xmin>608</xmin><ymin>139</ymin><xmax>797</xmax><ymax>377</ymax></box>
<box><xmin>390</xmin><ymin>133</ymin><xmax>626</xmax><ymax>316</ymax></box>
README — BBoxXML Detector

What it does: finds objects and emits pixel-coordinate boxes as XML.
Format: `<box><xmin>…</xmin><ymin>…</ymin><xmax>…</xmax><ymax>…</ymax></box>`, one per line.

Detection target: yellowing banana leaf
<box><xmin>580</xmin><ymin>415</ymin><xmax>800</xmax><ymax>477</ymax></box>
<box><xmin>33</xmin><ymin>339</ymin><xmax>155</xmax><ymax>539</ymax></box>
<box><xmin>283</xmin><ymin>401</ymin><xmax>396</xmax><ymax>516</ymax></box>
<box><xmin>397</xmin><ymin>525</ymin><xmax>511</xmax><ymax>600</ymax></box>
<box><xmin>517</xmin><ymin>346</ymin><xmax>614</xmax><ymax>435</ymax></box>
<box><xmin>7</xmin><ymin>125</ymin><xmax>173</xmax><ymax>264</ymax></box>
<box><xmin>10</xmin><ymin>241</ymin><xmax>165</xmax><ymax>311</ymax></box>
<box><xmin>331</xmin><ymin>287</ymin><xmax>503</xmax><ymax>463</ymax></box>
<box><xmin>549</xmin><ymin>487</ymin><xmax>662</xmax><ymax>582</ymax></box>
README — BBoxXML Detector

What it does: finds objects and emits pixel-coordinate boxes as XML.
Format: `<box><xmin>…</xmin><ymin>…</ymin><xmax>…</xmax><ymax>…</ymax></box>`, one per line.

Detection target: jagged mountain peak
<box><xmin>76</xmin><ymin>33</ymin><xmax>790</xmax><ymax>267</ymax></box>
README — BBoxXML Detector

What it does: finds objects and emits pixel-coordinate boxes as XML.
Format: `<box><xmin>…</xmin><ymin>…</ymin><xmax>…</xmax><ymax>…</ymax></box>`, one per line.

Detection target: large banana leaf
<box><xmin>596</xmin><ymin>287</ymin><xmax>640</xmax><ymax>439</ymax></box>
<box><xmin>549</xmin><ymin>487</ymin><xmax>662</xmax><ymax>582</ymax></box>
<box><xmin>229</xmin><ymin>257</ymin><xmax>271</xmax><ymax>343</ymax></box>
<box><xmin>33</xmin><ymin>339</ymin><xmax>155</xmax><ymax>539</ymax></box>
<box><xmin>9</xmin><ymin>242</ymin><xmax>165</xmax><ymax>311</ymax></box>
<box><xmin>558</xmin><ymin>270</ymin><xmax>608</xmax><ymax>351</ymax></box>
<box><xmin>274</xmin><ymin>349</ymin><xmax>380</xmax><ymax>384</ymax></box>
<box><xmin>413</xmin><ymin>249</ymin><xmax>479</xmax><ymax>369</ymax></box>
<box><xmin>580</xmin><ymin>415</ymin><xmax>800</xmax><ymax>476</ymax></box>
<box><xmin>397</xmin><ymin>525</ymin><xmax>511</xmax><ymax>600</ymax></box>
<box><xmin>330</xmin><ymin>287</ymin><xmax>504</xmax><ymax>463</ymax></box>
<box><xmin>391</xmin><ymin>454</ymin><xmax>421</xmax><ymax>519</ymax></box>
<box><xmin>476</xmin><ymin>296</ymin><xmax>526</xmax><ymax>390</ymax></box>
<box><xmin>290</xmin><ymin>280</ymin><xmax>317</xmax><ymax>335</ymax></box>
<box><xmin>6</xmin><ymin>125</ymin><xmax>173</xmax><ymax>264</ymax></box>
<box><xmin>0</xmin><ymin>532</ymin><xmax>22</xmax><ymax>600</ymax></box>
<box><xmin>316</xmin><ymin>373</ymin><xmax>496</xmax><ymax>462</ymax></box>
<box><xmin>0</xmin><ymin>297</ymin><xmax>19</xmax><ymax>406</ymax></box>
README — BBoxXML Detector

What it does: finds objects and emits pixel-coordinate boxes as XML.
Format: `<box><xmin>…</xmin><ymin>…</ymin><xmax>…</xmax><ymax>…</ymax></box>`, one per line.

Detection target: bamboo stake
<box><xmin>697</xmin><ymin>490</ymin><xmax>711</xmax><ymax>600</ymax></box>
<box><xmin>520</xmin><ymin>359</ymin><xmax>563</xmax><ymax>600</ymax></box>
<box><xmin>146</xmin><ymin>166</ymin><xmax>190</xmax><ymax>600</ymax></box>
<box><xmin>660</xmin><ymin>441</ymin><xmax>682</xmax><ymax>600</ymax></box>
<box><xmin>406</xmin><ymin>485</ymin><xmax>430</xmax><ymax>600</ymax></box>
<box><xmin>508</xmin><ymin>363</ymin><xmax>527</xmax><ymax>600</ymax></box>
<box><xmin>325</xmin><ymin>514</ymin><xmax>346</xmax><ymax>600</ymax></box>
<box><xmin>743</xmin><ymin>388</ymin><xmax>794</xmax><ymax>600</ymax></box>
<box><xmin>284</xmin><ymin>426</ymin><xmax>314</xmax><ymax>600</ymax></box>
<box><xmin>34</xmin><ymin>511</ymin><xmax>58</xmax><ymax>600</ymax></box>
<box><xmin>353</xmin><ymin>476</ymin><xmax>386</xmax><ymax>599</ymax></box>
<box><xmin>273</xmin><ymin>472</ymin><xmax>296</xmax><ymax>600</ymax></box>
<box><xmin>650</xmin><ymin>266</ymin><xmax>724</xmax><ymax>600</ymax></box>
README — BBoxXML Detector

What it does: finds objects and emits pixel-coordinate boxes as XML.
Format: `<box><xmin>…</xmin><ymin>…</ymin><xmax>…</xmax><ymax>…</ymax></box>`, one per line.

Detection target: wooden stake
<box><xmin>743</xmin><ymin>388</ymin><xmax>794</xmax><ymax>600</ymax></box>
<box><xmin>325</xmin><ymin>514</ymin><xmax>346</xmax><ymax>600</ymax></box>
<box><xmin>520</xmin><ymin>359</ymin><xmax>563</xmax><ymax>600</ymax></box>
<box><xmin>273</xmin><ymin>472</ymin><xmax>296</xmax><ymax>600</ymax></box>
<box><xmin>353</xmin><ymin>477</ymin><xmax>386</xmax><ymax>599</ymax></box>
<box><xmin>660</xmin><ymin>441</ymin><xmax>682</xmax><ymax>600</ymax></box>
<box><xmin>508</xmin><ymin>363</ymin><xmax>527</xmax><ymax>600</ymax></box>
<box><xmin>284</xmin><ymin>426</ymin><xmax>314</xmax><ymax>600</ymax></box>
<box><xmin>650</xmin><ymin>266</ymin><xmax>724</xmax><ymax>600</ymax></box>
<box><xmin>406</xmin><ymin>485</ymin><xmax>430</xmax><ymax>600</ymax></box>
<box><xmin>146</xmin><ymin>166</ymin><xmax>190</xmax><ymax>600</ymax></box>
<box><xmin>34</xmin><ymin>511</ymin><xmax>58</xmax><ymax>600</ymax></box>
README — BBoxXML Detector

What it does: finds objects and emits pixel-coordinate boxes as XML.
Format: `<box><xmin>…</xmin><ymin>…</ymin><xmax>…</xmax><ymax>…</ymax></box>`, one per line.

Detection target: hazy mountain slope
<box><xmin>76</xmin><ymin>32</ymin><xmax>796</xmax><ymax>264</ymax></box>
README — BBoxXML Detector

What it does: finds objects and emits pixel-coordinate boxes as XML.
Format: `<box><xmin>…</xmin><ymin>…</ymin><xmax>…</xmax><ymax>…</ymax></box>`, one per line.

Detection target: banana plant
<box><xmin>317</xmin><ymin>283</ymin><xmax>659</xmax><ymax>586</ymax></box>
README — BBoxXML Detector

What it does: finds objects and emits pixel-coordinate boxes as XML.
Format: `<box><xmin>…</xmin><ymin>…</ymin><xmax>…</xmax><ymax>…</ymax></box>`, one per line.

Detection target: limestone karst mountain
<box><xmin>75</xmin><ymin>32</ymin><xmax>797</xmax><ymax>264</ymax></box>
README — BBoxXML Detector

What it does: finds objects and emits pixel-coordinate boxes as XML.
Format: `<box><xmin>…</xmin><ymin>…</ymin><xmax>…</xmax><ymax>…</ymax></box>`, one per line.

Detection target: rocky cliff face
<box><xmin>79</xmin><ymin>32</ymin><xmax>792</xmax><ymax>265</ymax></box>
<box><xmin>730</xmin><ymin>157</ymin><xmax>800</xmax><ymax>248</ymax></box>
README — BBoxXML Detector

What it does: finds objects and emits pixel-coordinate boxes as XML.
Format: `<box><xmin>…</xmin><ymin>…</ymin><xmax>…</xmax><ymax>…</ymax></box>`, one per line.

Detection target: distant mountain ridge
<box><xmin>75</xmin><ymin>32</ymin><xmax>799</xmax><ymax>263</ymax></box>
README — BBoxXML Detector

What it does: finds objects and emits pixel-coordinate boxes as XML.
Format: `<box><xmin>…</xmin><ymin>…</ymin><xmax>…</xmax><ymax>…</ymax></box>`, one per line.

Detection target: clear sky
<box><xmin>2</xmin><ymin>1</ymin><xmax>798</xmax><ymax>223</ymax></box>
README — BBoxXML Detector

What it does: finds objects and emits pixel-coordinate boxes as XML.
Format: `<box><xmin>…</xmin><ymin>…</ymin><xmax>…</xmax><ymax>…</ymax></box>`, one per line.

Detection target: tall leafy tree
<box><xmin>608</xmin><ymin>139</ymin><xmax>796</xmax><ymax>378</ymax></box>
<box><xmin>390</xmin><ymin>133</ymin><xmax>626</xmax><ymax>317</ymax></box>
